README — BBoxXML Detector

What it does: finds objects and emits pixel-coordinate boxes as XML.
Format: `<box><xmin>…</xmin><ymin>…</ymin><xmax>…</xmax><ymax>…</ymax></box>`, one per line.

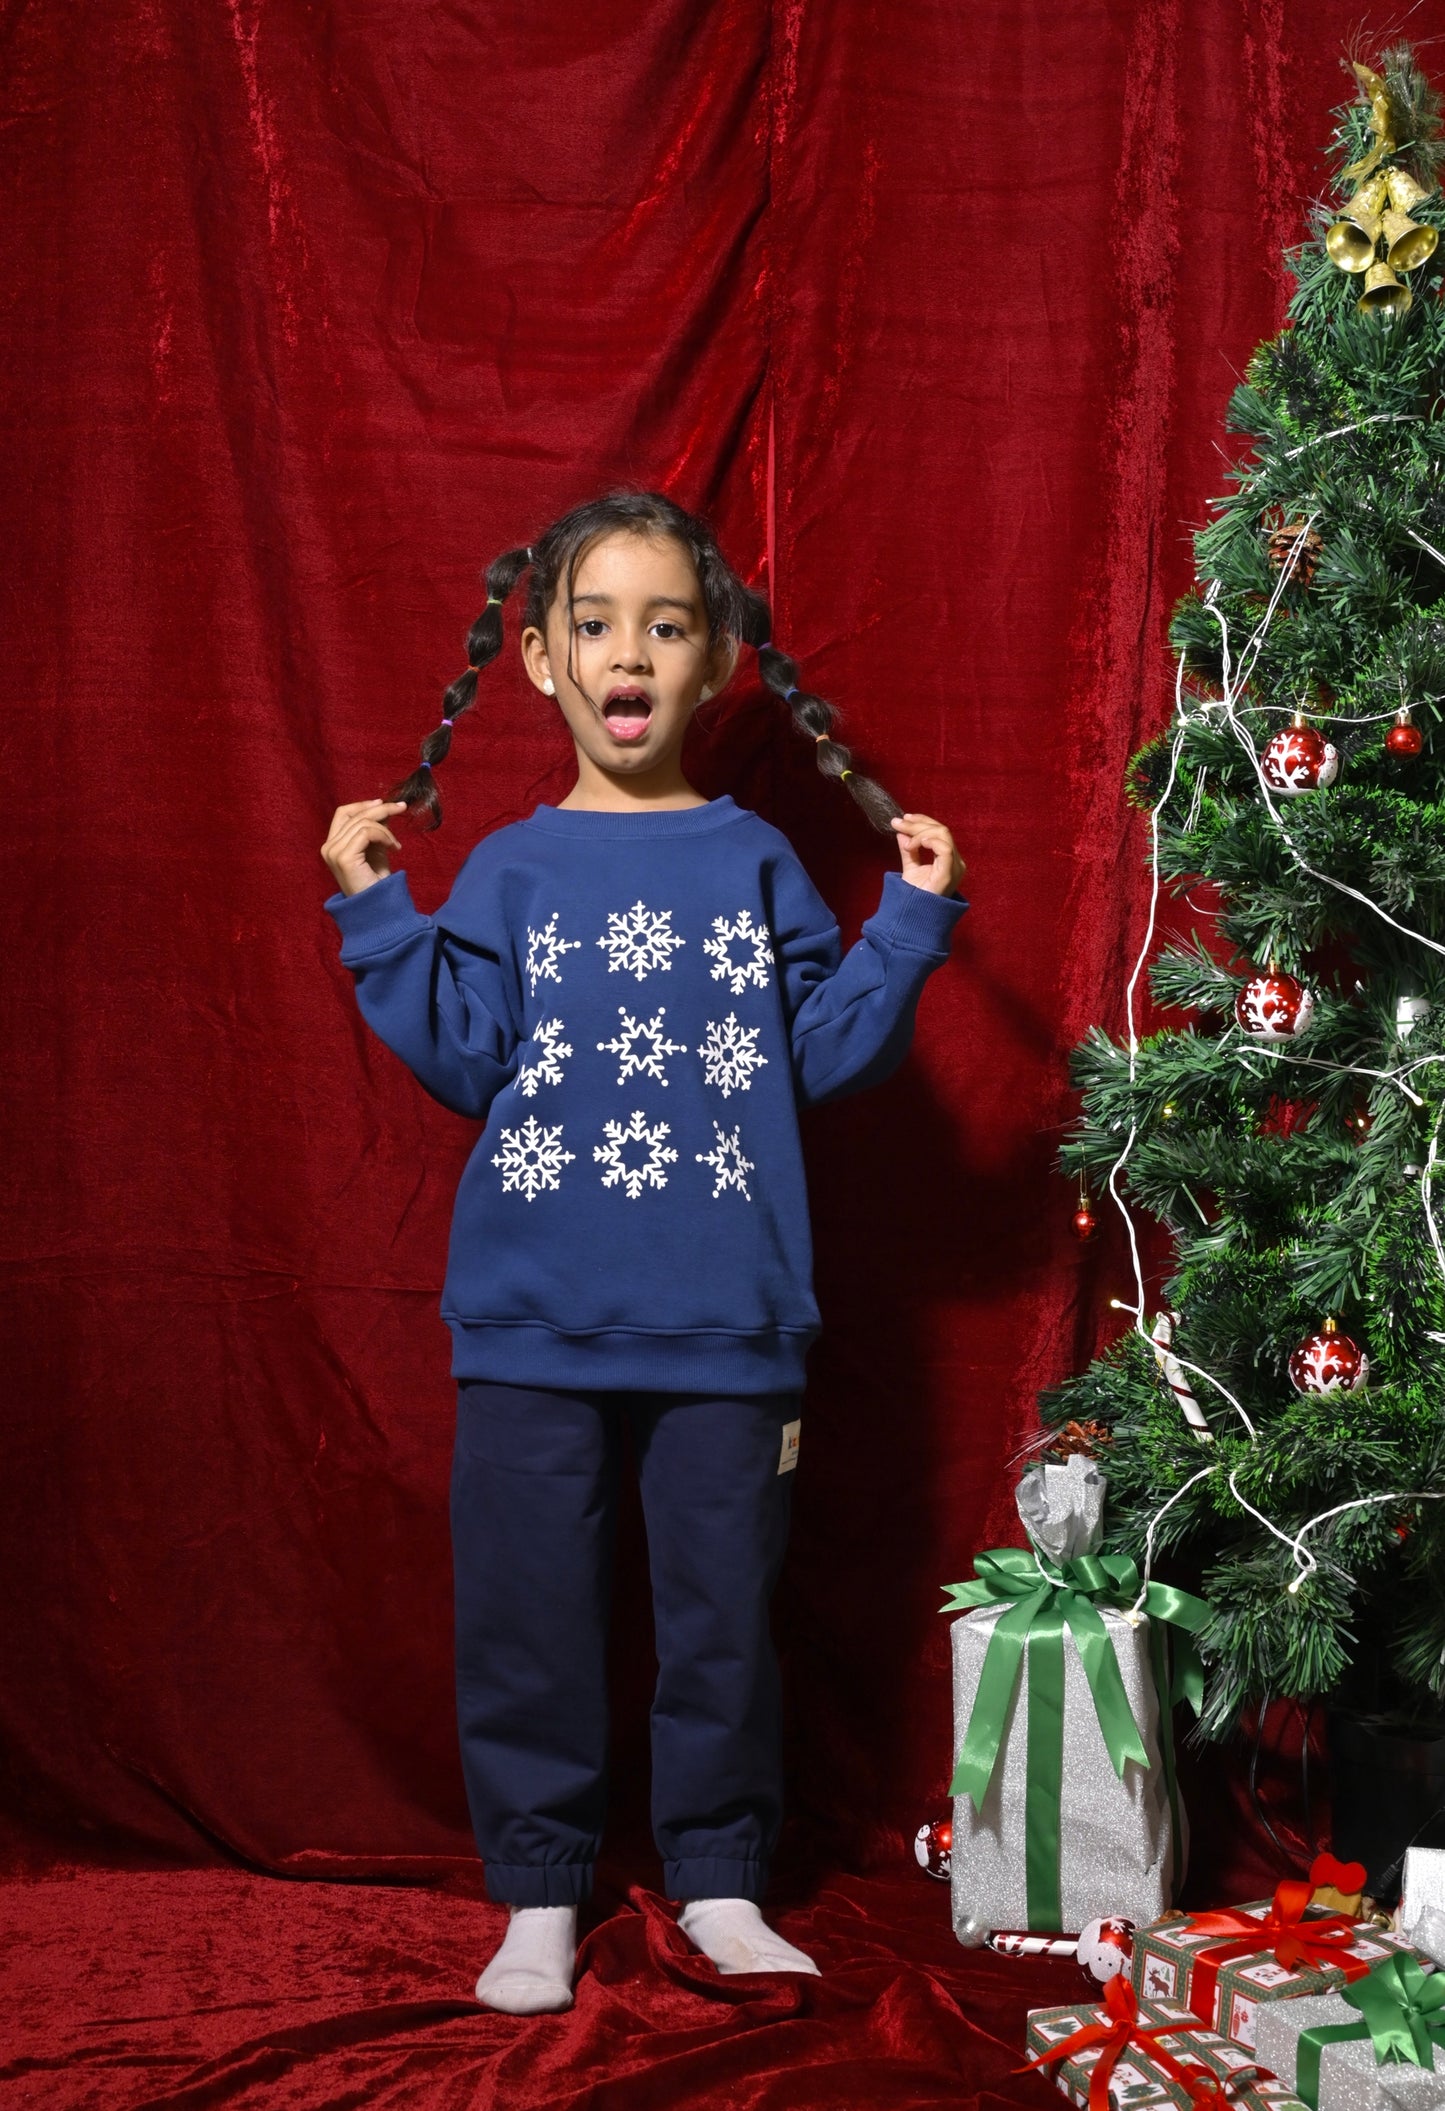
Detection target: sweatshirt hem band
<box><xmin>446</xmin><ymin>1317</ymin><xmax>816</xmax><ymax>1393</ymax></box>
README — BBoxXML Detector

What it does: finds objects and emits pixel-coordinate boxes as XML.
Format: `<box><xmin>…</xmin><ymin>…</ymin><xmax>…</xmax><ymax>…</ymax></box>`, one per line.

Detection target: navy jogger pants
<box><xmin>450</xmin><ymin>1378</ymin><xmax>801</xmax><ymax>1908</ymax></box>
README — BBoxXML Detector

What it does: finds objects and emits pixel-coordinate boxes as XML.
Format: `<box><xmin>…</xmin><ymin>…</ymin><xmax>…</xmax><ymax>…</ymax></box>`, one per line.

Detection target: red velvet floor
<box><xmin>0</xmin><ymin>1865</ymin><xmax>1087</xmax><ymax>2109</ymax></box>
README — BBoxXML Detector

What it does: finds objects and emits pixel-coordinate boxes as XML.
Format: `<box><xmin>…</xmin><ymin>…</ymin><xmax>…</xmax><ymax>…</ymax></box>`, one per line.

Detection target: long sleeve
<box><xmin>323</xmin><ymin>866</ymin><xmax>523</xmax><ymax>1122</ymax></box>
<box><xmin>775</xmin><ymin>863</ymin><xmax>968</xmax><ymax>1109</ymax></box>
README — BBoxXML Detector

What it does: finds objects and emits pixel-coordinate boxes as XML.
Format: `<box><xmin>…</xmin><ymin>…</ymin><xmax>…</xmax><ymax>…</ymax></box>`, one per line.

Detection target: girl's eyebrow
<box><xmin>571</xmin><ymin>592</ymin><xmax>698</xmax><ymax>615</ymax></box>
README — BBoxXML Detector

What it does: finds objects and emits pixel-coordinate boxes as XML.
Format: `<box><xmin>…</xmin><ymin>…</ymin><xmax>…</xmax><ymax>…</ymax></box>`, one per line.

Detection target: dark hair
<box><xmin>387</xmin><ymin>489</ymin><xmax>903</xmax><ymax>834</ymax></box>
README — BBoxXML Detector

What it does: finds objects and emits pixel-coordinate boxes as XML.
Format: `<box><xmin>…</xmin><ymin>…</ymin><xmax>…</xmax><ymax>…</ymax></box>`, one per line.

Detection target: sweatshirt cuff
<box><xmin>323</xmin><ymin>869</ymin><xmax>429</xmax><ymax>961</ymax></box>
<box><xmin>863</xmin><ymin>868</ymin><xmax>970</xmax><ymax>958</ymax></box>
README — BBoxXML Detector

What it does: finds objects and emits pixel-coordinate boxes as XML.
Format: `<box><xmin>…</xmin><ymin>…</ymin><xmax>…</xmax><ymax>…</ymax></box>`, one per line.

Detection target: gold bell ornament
<box><xmin>1358</xmin><ymin>258</ymin><xmax>1412</xmax><ymax>316</ymax></box>
<box><xmin>1382</xmin><ymin>167</ymin><xmax>1438</xmax><ymax>271</ymax></box>
<box><xmin>1326</xmin><ymin>174</ymin><xmax>1389</xmax><ymax>272</ymax></box>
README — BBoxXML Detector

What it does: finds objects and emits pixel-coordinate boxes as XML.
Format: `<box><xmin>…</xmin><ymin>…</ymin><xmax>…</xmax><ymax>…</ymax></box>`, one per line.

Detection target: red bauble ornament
<box><xmin>1235</xmin><ymin>971</ymin><xmax>1314</xmax><ymax>1040</ymax></box>
<box><xmin>1072</xmin><ymin>1206</ymin><xmax>1098</xmax><ymax>1240</ymax></box>
<box><xmin>1262</xmin><ymin>717</ymin><xmax>1339</xmax><ymax>794</ymax></box>
<box><xmin>1387</xmin><ymin>708</ymin><xmax>1424</xmax><ymax>757</ymax></box>
<box><xmin>1258</xmin><ymin>1094</ymin><xmax>1317</xmax><ymax>1138</ymax></box>
<box><xmin>1288</xmin><ymin>1317</ymin><xmax>1370</xmax><ymax>1396</ymax></box>
<box><xmin>914</xmin><ymin>1817</ymin><xmax>952</xmax><ymax>1880</ymax></box>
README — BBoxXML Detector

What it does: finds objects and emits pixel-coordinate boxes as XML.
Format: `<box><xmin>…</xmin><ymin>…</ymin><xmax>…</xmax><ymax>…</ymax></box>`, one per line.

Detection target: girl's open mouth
<box><xmin>602</xmin><ymin>690</ymin><xmax>653</xmax><ymax>742</ymax></box>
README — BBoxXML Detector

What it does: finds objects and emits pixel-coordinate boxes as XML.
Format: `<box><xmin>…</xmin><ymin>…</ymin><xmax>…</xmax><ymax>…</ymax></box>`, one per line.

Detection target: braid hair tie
<box><xmin>441</xmin><ymin>717</ymin><xmax>454</xmax><ymax>727</ymax></box>
<box><xmin>485</xmin><ymin>595</ymin><xmax>502</xmax><ymax>607</ymax></box>
<box><xmin>758</xmin><ymin>639</ymin><xmax>772</xmax><ymax>653</ymax></box>
<box><xmin>419</xmin><ymin>759</ymin><xmax>432</xmax><ymax>769</ymax></box>
<box><xmin>784</xmin><ymin>685</ymin><xmax>799</xmax><ymax>700</ymax></box>
<box><xmin>840</xmin><ymin>768</ymin><xmax>854</xmax><ymax>781</ymax></box>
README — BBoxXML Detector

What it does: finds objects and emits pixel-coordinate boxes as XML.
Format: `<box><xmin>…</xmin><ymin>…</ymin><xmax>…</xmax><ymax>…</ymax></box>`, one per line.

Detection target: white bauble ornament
<box><xmin>1397</xmin><ymin>993</ymin><xmax>1431</xmax><ymax>1040</ymax></box>
<box><xmin>1076</xmin><ymin>1916</ymin><xmax>1136</xmax><ymax>1983</ymax></box>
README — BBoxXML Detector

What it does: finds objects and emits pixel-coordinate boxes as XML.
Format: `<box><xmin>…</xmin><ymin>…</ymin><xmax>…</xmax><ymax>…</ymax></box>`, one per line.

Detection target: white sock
<box><xmin>677</xmin><ymin>1896</ymin><xmax>820</xmax><ymax>1976</ymax></box>
<box><xmin>475</xmin><ymin>1903</ymin><xmax>577</xmax><ymax>2014</ymax></box>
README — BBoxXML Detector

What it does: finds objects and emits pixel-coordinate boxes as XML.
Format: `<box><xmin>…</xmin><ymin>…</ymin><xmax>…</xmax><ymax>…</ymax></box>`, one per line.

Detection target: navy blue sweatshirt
<box><xmin>323</xmin><ymin>795</ymin><xmax>967</xmax><ymax>1393</ymax></box>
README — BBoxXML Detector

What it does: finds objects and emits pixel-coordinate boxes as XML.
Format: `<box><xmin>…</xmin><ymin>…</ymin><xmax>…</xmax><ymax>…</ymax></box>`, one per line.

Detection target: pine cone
<box><xmin>1262</xmin><ymin>511</ymin><xmax>1323</xmax><ymax>585</ymax></box>
<box><xmin>1048</xmin><ymin>1418</ymin><xmax>1114</xmax><ymax>1459</ymax></box>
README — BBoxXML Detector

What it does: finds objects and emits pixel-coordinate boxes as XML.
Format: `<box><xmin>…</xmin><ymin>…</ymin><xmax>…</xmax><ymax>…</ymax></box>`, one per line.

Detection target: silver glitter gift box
<box><xmin>950</xmin><ymin>1454</ymin><xmax>1184</xmax><ymax>1942</ymax></box>
<box><xmin>1253</xmin><ymin>1983</ymin><xmax>1445</xmax><ymax>2109</ymax></box>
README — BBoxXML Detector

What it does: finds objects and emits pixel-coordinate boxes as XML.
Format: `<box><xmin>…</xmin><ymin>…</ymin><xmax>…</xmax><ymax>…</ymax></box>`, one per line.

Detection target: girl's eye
<box><xmin>653</xmin><ymin>622</ymin><xmax>683</xmax><ymax>639</ymax></box>
<box><xmin>578</xmin><ymin>619</ymin><xmax>606</xmax><ymax>637</ymax></box>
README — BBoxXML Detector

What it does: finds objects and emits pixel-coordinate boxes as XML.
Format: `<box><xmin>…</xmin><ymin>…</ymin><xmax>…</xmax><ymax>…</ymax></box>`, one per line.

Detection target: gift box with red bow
<box><xmin>1024</xmin><ymin>1977</ymin><xmax>1308</xmax><ymax>2109</ymax></box>
<box><xmin>1131</xmin><ymin>1860</ymin><xmax>1409</xmax><ymax>2053</ymax></box>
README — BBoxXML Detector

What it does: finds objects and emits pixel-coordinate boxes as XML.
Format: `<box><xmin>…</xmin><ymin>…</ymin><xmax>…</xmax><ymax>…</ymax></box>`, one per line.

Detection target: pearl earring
<box><xmin>543</xmin><ymin>677</ymin><xmax>555</xmax><ymax>695</ymax></box>
<box><xmin>699</xmin><ymin>685</ymin><xmax>713</xmax><ymax>701</ymax></box>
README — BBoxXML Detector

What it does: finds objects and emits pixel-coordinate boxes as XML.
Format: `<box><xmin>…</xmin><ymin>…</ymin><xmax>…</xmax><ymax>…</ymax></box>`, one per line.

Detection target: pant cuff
<box><xmin>663</xmin><ymin>1855</ymin><xmax>768</xmax><ymax>1903</ymax></box>
<box><xmin>485</xmin><ymin>1861</ymin><xmax>594</xmax><ymax>1907</ymax></box>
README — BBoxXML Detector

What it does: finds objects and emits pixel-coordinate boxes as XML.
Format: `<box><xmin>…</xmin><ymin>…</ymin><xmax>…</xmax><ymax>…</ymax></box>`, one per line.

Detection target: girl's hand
<box><xmin>890</xmin><ymin>812</ymin><xmax>965</xmax><ymax>896</ymax></box>
<box><xmin>321</xmin><ymin>799</ymin><xmax>409</xmax><ymax>896</ymax></box>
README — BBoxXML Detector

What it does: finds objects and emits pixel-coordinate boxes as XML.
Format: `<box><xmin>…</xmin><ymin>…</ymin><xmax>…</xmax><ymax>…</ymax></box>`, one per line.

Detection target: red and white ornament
<box><xmin>1262</xmin><ymin>715</ymin><xmax>1339</xmax><ymax>794</ymax></box>
<box><xmin>1076</xmin><ymin>1916</ymin><xmax>1136</xmax><ymax>1984</ymax></box>
<box><xmin>1288</xmin><ymin>1317</ymin><xmax>1370</xmax><ymax>1396</ymax></box>
<box><xmin>1235</xmin><ymin>970</ymin><xmax>1314</xmax><ymax>1040</ymax></box>
<box><xmin>1387</xmin><ymin>707</ymin><xmax>1424</xmax><ymax>757</ymax></box>
<box><xmin>914</xmin><ymin>1817</ymin><xmax>952</xmax><ymax>1880</ymax></box>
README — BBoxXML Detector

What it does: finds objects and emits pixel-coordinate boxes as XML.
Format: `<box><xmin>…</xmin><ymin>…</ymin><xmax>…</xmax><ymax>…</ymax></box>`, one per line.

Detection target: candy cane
<box><xmin>1150</xmin><ymin>1313</ymin><xmax>1214</xmax><ymax>1442</ymax></box>
<box><xmin>987</xmin><ymin>1930</ymin><xmax>1079</xmax><ymax>1958</ymax></box>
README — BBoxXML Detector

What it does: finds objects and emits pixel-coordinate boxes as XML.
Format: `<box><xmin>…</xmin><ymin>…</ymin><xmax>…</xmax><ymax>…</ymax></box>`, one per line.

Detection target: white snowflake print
<box><xmin>696</xmin><ymin>1121</ymin><xmax>755</xmax><ymax>1200</ymax></box>
<box><xmin>702</xmin><ymin>908</ymin><xmax>773</xmax><ymax>995</ymax></box>
<box><xmin>515</xmin><ymin>1016</ymin><xmax>572</xmax><ymax>1097</ymax></box>
<box><xmin>697</xmin><ymin>1012</ymin><xmax>769</xmax><ymax>1098</ymax></box>
<box><xmin>491</xmin><ymin>1115</ymin><xmax>576</xmax><ymax>1202</ymax></box>
<box><xmin>596</xmin><ymin>1005</ymin><xmax>687</xmax><ymax>1088</ymax></box>
<box><xmin>594</xmin><ymin>1108</ymin><xmax>679</xmax><ymax>1200</ymax></box>
<box><xmin>595</xmin><ymin>901</ymin><xmax>687</xmax><ymax>982</ymax></box>
<box><xmin>524</xmin><ymin>913</ymin><xmax>582</xmax><ymax>997</ymax></box>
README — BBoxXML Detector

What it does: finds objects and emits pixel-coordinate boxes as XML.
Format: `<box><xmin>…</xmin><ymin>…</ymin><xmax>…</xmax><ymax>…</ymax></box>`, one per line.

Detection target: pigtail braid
<box><xmin>737</xmin><ymin>587</ymin><xmax>903</xmax><ymax>834</ymax></box>
<box><xmin>386</xmin><ymin>543</ymin><xmax>535</xmax><ymax>832</ymax></box>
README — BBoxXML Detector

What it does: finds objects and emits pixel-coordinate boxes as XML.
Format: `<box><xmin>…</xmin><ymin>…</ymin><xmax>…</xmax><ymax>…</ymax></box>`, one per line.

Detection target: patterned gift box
<box><xmin>1132</xmin><ymin>1899</ymin><xmax>1405</xmax><ymax>2053</ymax></box>
<box><xmin>1026</xmin><ymin>1987</ymin><xmax>1308</xmax><ymax>2109</ymax></box>
<box><xmin>1253</xmin><ymin>1957</ymin><xmax>1445</xmax><ymax>2110</ymax></box>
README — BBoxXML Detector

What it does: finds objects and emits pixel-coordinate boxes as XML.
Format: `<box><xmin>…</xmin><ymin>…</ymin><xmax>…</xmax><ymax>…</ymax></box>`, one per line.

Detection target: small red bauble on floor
<box><xmin>1235</xmin><ymin>969</ymin><xmax>1314</xmax><ymax>1040</ymax></box>
<box><xmin>914</xmin><ymin>1818</ymin><xmax>952</xmax><ymax>1880</ymax></box>
<box><xmin>1387</xmin><ymin>707</ymin><xmax>1424</xmax><ymax>756</ymax></box>
<box><xmin>1288</xmin><ymin>1316</ymin><xmax>1370</xmax><ymax>1395</ymax></box>
<box><xmin>1262</xmin><ymin>714</ymin><xmax>1339</xmax><ymax>793</ymax></box>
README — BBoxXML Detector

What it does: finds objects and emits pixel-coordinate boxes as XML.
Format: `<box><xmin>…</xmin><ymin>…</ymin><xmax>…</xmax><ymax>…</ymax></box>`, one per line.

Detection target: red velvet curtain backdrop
<box><xmin>4</xmin><ymin>0</ymin><xmax>1419</xmax><ymax>1882</ymax></box>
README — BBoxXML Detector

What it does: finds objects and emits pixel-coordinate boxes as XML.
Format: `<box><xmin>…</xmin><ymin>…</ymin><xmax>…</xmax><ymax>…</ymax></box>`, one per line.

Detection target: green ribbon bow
<box><xmin>1296</xmin><ymin>1954</ymin><xmax>1445</xmax><ymax>2109</ymax></box>
<box><xmin>941</xmin><ymin>1546</ymin><xmax>1208</xmax><ymax>1930</ymax></box>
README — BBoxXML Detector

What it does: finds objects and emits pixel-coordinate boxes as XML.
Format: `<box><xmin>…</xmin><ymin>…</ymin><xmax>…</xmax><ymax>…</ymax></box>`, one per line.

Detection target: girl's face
<box><xmin>521</xmin><ymin>529</ymin><xmax>736</xmax><ymax>784</ymax></box>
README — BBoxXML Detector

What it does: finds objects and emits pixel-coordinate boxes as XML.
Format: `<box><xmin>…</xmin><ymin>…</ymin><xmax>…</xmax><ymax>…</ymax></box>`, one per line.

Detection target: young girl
<box><xmin>320</xmin><ymin>490</ymin><xmax>966</xmax><ymax>2014</ymax></box>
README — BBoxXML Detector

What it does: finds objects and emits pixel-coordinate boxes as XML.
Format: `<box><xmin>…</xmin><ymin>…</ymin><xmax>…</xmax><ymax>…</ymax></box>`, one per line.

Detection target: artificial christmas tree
<box><xmin>1044</xmin><ymin>47</ymin><xmax>1445</xmax><ymax>1888</ymax></box>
